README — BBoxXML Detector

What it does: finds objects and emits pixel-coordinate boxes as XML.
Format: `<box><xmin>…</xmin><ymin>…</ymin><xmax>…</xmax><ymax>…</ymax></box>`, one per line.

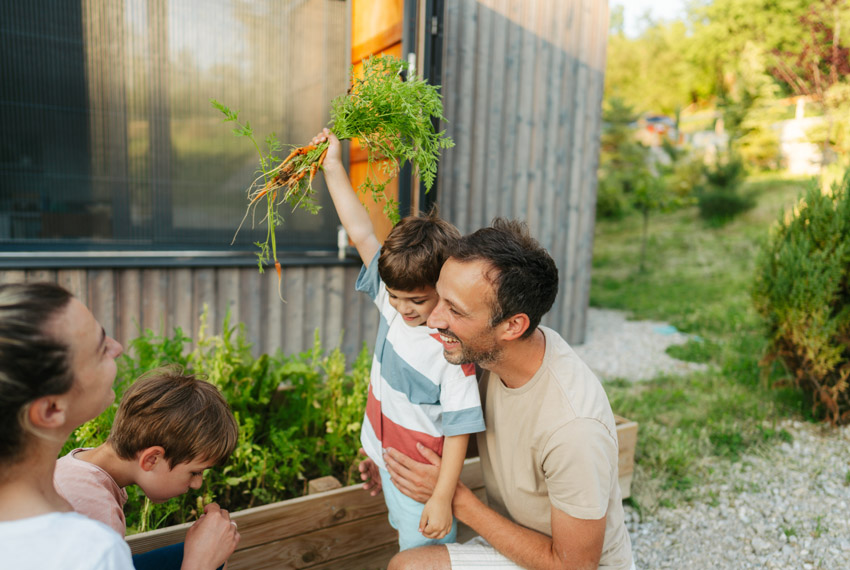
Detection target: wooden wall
<box><xmin>0</xmin><ymin>266</ymin><xmax>377</xmax><ymax>361</ymax></box>
<box><xmin>437</xmin><ymin>0</ymin><xmax>609</xmax><ymax>344</ymax></box>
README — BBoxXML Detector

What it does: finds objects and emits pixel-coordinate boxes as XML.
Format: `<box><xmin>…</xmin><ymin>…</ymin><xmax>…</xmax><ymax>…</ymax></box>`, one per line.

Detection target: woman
<box><xmin>0</xmin><ymin>282</ymin><xmax>238</xmax><ymax>569</ymax></box>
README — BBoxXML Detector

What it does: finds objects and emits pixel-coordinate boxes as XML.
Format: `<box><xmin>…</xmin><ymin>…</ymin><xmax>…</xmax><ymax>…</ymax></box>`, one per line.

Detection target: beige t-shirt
<box><xmin>54</xmin><ymin>448</ymin><xmax>128</xmax><ymax>537</ymax></box>
<box><xmin>477</xmin><ymin>327</ymin><xmax>633</xmax><ymax>569</ymax></box>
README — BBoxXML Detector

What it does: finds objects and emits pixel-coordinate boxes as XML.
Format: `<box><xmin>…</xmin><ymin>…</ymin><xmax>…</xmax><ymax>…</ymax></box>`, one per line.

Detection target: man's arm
<box><xmin>311</xmin><ymin>129</ymin><xmax>380</xmax><ymax>266</ymax></box>
<box><xmin>384</xmin><ymin>445</ymin><xmax>605</xmax><ymax>570</ymax></box>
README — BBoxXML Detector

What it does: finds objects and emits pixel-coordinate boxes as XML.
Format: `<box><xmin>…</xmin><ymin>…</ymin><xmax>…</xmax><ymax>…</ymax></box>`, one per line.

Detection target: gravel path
<box><xmin>573</xmin><ymin>308</ymin><xmax>707</xmax><ymax>381</ymax></box>
<box><xmin>574</xmin><ymin>309</ymin><xmax>850</xmax><ymax>570</ymax></box>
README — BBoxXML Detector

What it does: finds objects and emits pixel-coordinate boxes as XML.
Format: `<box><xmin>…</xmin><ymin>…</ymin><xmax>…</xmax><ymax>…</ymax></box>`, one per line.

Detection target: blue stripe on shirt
<box><xmin>442</xmin><ymin>408</ymin><xmax>487</xmax><ymax>436</ymax></box>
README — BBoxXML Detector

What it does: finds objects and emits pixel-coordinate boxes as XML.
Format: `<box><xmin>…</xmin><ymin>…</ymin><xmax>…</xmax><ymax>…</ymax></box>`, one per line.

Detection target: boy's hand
<box><xmin>419</xmin><ymin>497</ymin><xmax>453</xmax><ymax>539</ymax></box>
<box><xmin>182</xmin><ymin>502</ymin><xmax>240</xmax><ymax>570</ymax></box>
<box><xmin>310</xmin><ymin>128</ymin><xmax>342</xmax><ymax>170</ymax></box>
<box><xmin>358</xmin><ymin>448</ymin><xmax>383</xmax><ymax>496</ymax></box>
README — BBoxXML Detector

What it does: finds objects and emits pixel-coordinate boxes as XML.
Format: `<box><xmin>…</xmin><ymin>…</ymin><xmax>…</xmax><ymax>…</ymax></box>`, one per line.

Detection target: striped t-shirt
<box><xmin>357</xmin><ymin>250</ymin><xmax>486</xmax><ymax>470</ymax></box>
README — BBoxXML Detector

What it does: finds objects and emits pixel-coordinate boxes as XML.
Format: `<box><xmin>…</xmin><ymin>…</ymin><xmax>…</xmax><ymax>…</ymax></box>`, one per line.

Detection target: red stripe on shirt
<box><xmin>366</xmin><ymin>384</ymin><xmax>444</xmax><ymax>463</ymax></box>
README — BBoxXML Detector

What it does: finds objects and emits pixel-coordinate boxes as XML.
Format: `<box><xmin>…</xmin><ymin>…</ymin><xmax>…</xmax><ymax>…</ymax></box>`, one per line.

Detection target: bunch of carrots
<box><xmin>212</xmin><ymin>55</ymin><xmax>453</xmax><ymax>297</ymax></box>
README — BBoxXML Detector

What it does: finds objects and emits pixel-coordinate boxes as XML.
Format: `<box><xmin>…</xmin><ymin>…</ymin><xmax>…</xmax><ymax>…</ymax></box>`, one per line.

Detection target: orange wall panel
<box><xmin>348</xmin><ymin>159</ymin><xmax>397</xmax><ymax>243</ymax></box>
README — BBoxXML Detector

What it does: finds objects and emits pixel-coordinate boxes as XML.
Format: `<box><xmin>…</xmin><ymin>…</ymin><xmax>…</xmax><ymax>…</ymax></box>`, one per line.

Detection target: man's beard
<box><xmin>439</xmin><ymin>329</ymin><xmax>502</xmax><ymax>366</ymax></box>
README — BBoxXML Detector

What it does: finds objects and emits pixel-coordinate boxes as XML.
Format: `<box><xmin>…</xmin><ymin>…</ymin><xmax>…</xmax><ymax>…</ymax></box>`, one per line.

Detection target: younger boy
<box><xmin>54</xmin><ymin>366</ymin><xmax>239</xmax><ymax>563</ymax></box>
<box><xmin>311</xmin><ymin>128</ymin><xmax>485</xmax><ymax>550</ymax></box>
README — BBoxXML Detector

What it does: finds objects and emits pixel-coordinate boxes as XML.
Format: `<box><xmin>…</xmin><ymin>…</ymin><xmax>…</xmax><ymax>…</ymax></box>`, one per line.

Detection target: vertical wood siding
<box><xmin>437</xmin><ymin>0</ymin><xmax>609</xmax><ymax>344</ymax></box>
<box><xmin>0</xmin><ymin>267</ymin><xmax>377</xmax><ymax>360</ymax></box>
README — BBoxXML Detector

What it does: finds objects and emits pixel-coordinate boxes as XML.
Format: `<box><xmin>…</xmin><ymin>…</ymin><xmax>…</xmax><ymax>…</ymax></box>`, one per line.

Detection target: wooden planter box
<box><xmin>127</xmin><ymin>416</ymin><xmax>637</xmax><ymax>569</ymax></box>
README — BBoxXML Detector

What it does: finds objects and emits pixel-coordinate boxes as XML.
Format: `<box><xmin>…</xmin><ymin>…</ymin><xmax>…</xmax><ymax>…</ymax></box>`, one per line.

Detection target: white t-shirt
<box><xmin>0</xmin><ymin>511</ymin><xmax>133</xmax><ymax>569</ymax></box>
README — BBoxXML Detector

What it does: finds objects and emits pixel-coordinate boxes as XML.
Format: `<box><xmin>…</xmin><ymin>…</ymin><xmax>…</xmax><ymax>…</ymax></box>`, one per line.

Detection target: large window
<box><xmin>0</xmin><ymin>0</ymin><xmax>348</xmax><ymax>262</ymax></box>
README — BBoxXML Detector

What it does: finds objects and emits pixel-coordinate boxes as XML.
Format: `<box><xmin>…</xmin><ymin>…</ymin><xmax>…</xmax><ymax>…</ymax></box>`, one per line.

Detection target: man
<box><xmin>359</xmin><ymin>219</ymin><xmax>634</xmax><ymax>569</ymax></box>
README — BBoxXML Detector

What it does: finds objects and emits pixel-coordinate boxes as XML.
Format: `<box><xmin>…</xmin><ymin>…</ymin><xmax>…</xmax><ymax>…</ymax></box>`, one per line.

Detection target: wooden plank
<box><xmin>509</xmin><ymin>0</ymin><xmax>537</xmax><ymax>221</ymax></box>
<box><xmin>305</xmin><ymin>267</ymin><xmax>326</xmax><ymax>350</ymax></box>
<box><xmin>323</xmin><ymin>266</ymin><xmax>345</xmax><ymax>351</ymax></box>
<box><xmin>216</xmin><ymin>268</ymin><xmax>241</xmax><ymax>334</ymax></box>
<box><xmin>282</xmin><ymin>266</ymin><xmax>306</xmax><ymax>356</ymax></box>
<box><xmin>549</xmin><ymin>0</ymin><xmax>579</xmax><ymax>336</ymax></box>
<box><xmin>56</xmin><ymin>270</ymin><xmax>87</xmax><ymax>303</ymax></box>
<box><xmin>192</xmin><ymin>268</ymin><xmax>216</xmax><ymax>342</ymax></box>
<box><xmin>25</xmin><ymin>269</ymin><xmax>56</xmax><ymax>283</ymax></box>
<box><xmin>0</xmin><ymin>270</ymin><xmax>26</xmax><ymax>285</ymax></box>
<box><xmin>239</xmin><ymin>268</ymin><xmax>263</xmax><ymax>352</ymax></box>
<box><xmin>449</xmin><ymin>0</ymin><xmax>476</xmax><ymax>230</ymax></box>
<box><xmin>495</xmin><ymin>0</ymin><xmax>523</xmax><ymax>219</ymax></box>
<box><xmin>117</xmin><ymin>269</ymin><xmax>142</xmax><ymax>348</ymax></box>
<box><xmin>264</xmin><ymin>267</ymin><xmax>283</xmax><ymax>356</ymax></box>
<box><xmin>481</xmin><ymin>0</ymin><xmax>509</xmax><ymax>226</ymax></box>
<box><xmin>88</xmin><ymin>270</ymin><xmax>116</xmax><ymax>339</ymax></box>
<box><xmin>302</xmin><ymin>542</ymin><xmax>397</xmax><ymax>570</ymax></box>
<box><xmin>468</xmin><ymin>0</ymin><xmax>493</xmax><ymax>231</ymax></box>
<box><xmin>341</xmin><ymin>267</ymin><xmax>363</xmax><ymax>358</ymax></box>
<box><xmin>141</xmin><ymin>269</ymin><xmax>168</xmax><ymax>335</ymax></box>
<box><xmin>227</xmin><ymin>514</ymin><xmax>397</xmax><ymax>570</ymax></box>
<box><xmin>169</xmin><ymin>268</ymin><xmax>194</xmax><ymax>345</ymax></box>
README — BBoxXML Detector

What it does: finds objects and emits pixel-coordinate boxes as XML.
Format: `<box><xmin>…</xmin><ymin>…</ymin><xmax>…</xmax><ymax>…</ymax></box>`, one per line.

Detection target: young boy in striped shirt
<box><xmin>312</xmin><ymin>129</ymin><xmax>485</xmax><ymax>550</ymax></box>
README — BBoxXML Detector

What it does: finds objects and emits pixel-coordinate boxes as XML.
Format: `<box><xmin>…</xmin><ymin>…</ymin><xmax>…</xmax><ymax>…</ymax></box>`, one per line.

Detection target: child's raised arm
<box><xmin>418</xmin><ymin>433</ymin><xmax>469</xmax><ymax>540</ymax></box>
<box><xmin>311</xmin><ymin>128</ymin><xmax>381</xmax><ymax>266</ymax></box>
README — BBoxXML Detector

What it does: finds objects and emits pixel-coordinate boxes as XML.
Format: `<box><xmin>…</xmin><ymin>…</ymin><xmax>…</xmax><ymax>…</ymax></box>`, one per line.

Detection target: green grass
<box><xmin>593</xmin><ymin>173</ymin><xmax>816</xmax><ymax>515</ymax></box>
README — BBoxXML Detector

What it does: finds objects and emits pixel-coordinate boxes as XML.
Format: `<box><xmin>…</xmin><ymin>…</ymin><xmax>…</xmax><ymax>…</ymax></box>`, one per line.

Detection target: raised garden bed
<box><xmin>127</xmin><ymin>416</ymin><xmax>637</xmax><ymax>569</ymax></box>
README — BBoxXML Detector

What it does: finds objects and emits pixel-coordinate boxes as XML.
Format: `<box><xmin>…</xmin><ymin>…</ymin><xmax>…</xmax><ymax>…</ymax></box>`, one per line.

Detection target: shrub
<box><xmin>753</xmin><ymin>175</ymin><xmax>850</xmax><ymax>424</ymax></box>
<box><xmin>695</xmin><ymin>155</ymin><xmax>755</xmax><ymax>225</ymax></box>
<box><xmin>62</xmin><ymin>307</ymin><xmax>370</xmax><ymax>532</ymax></box>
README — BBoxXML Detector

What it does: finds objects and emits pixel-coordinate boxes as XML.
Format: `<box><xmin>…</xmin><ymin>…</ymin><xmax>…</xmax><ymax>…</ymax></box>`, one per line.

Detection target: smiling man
<box><xmin>366</xmin><ymin>218</ymin><xmax>634</xmax><ymax>570</ymax></box>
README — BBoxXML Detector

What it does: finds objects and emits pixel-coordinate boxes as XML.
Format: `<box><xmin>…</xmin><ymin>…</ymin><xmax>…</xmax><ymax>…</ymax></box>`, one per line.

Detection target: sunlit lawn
<box><xmin>592</xmin><ymin>173</ymin><xmax>816</xmax><ymax>514</ymax></box>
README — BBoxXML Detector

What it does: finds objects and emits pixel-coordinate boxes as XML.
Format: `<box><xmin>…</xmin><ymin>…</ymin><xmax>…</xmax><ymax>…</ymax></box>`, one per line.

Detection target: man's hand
<box><xmin>419</xmin><ymin>496</ymin><xmax>453</xmax><ymax>539</ymax></box>
<box><xmin>358</xmin><ymin>448</ymin><xmax>382</xmax><ymax>496</ymax></box>
<box><xmin>182</xmin><ymin>502</ymin><xmax>240</xmax><ymax>570</ymax></box>
<box><xmin>383</xmin><ymin>443</ymin><xmax>445</xmax><ymax>504</ymax></box>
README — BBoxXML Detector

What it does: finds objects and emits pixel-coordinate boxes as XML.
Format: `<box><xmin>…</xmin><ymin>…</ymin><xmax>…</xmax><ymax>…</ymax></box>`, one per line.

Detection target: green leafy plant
<box><xmin>62</xmin><ymin>308</ymin><xmax>371</xmax><ymax>533</ymax></box>
<box><xmin>212</xmin><ymin>54</ymin><xmax>454</xmax><ymax>288</ymax></box>
<box><xmin>753</xmin><ymin>174</ymin><xmax>850</xmax><ymax>425</ymax></box>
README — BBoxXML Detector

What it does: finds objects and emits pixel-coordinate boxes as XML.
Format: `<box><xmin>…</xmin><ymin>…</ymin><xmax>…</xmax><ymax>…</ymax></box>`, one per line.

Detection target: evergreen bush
<box><xmin>753</xmin><ymin>175</ymin><xmax>850</xmax><ymax>424</ymax></box>
<box><xmin>695</xmin><ymin>155</ymin><xmax>755</xmax><ymax>225</ymax></box>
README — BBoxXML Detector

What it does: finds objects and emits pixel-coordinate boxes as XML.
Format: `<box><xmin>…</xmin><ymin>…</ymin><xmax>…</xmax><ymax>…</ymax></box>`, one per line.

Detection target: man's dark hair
<box><xmin>451</xmin><ymin>218</ymin><xmax>558</xmax><ymax>339</ymax></box>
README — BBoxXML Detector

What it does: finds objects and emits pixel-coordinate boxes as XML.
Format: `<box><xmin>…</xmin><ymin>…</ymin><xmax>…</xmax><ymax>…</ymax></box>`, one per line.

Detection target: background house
<box><xmin>0</xmin><ymin>0</ymin><xmax>609</xmax><ymax>358</ymax></box>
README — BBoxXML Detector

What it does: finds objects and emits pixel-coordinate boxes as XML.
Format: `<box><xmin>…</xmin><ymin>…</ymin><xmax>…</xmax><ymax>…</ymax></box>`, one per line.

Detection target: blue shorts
<box><xmin>379</xmin><ymin>466</ymin><xmax>458</xmax><ymax>551</ymax></box>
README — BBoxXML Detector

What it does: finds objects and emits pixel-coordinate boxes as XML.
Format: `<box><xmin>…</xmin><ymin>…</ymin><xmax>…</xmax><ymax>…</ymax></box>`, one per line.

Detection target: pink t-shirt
<box><xmin>54</xmin><ymin>448</ymin><xmax>128</xmax><ymax>537</ymax></box>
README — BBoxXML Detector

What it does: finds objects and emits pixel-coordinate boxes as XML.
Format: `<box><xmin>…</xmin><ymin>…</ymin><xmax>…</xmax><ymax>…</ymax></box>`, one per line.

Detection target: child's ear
<box><xmin>27</xmin><ymin>395</ymin><xmax>67</xmax><ymax>429</ymax></box>
<box><xmin>138</xmin><ymin>446</ymin><xmax>166</xmax><ymax>472</ymax></box>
